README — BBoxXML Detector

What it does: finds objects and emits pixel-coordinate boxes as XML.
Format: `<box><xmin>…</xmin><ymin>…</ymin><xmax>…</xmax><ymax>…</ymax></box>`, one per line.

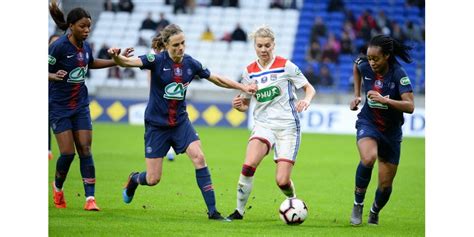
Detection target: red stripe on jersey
<box><xmin>270</xmin><ymin>56</ymin><xmax>287</xmax><ymax>69</ymax></box>
<box><xmin>68</xmin><ymin>83</ymin><xmax>81</xmax><ymax>109</ymax></box>
<box><xmin>373</xmin><ymin>74</ymin><xmax>385</xmax><ymax>132</ymax></box>
<box><xmin>168</xmin><ymin>63</ymin><xmax>182</xmax><ymax>126</ymax></box>
<box><xmin>69</xmin><ymin>48</ymin><xmax>86</xmax><ymax>109</ymax></box>
<box><xmin>246</xmin><ymin>61</ymin><xmax>261</xmax><ymax>74</ymax></box>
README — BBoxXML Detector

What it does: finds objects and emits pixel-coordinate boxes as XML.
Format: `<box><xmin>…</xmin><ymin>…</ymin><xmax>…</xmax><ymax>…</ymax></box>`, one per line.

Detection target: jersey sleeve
<box><xmin>48</xmin><ymin>42</ymin><xmax>62</xmax><ymax>73</ymax></box>
<box><xmin>286</xmin><ymin>60</ymin><xmax>308</xmax><ymax>89</ymax></box>
<box><xmin>240</xmin><ymin>68</ymin><xmax>252</xmax><ymax>99</ymax></box>
<box><xmin>138</xmin><ymin>53</ymin><xmax>157</xmax><ymax>70</ymax></box>
<box><xmin>354</xmin><ymin>56</ymin><xmax>368</xmax><ymax>72</ymax></box>
<box><xmin>396</xmin><ymin>67</ymin><xmax>413</xmax><ymax>95</ymax></box>
<box><xmin>192</xmin><ymin>58</ymin><xmax>211</xmax><ymax>79</ymax></box>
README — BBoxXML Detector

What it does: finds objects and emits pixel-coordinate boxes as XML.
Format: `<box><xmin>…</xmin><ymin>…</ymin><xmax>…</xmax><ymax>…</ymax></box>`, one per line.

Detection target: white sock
<box><xmin>53</xmin><ymin>182</ymin><xmax>62</xmax><ymax>192</ymax></box>
<box><xmin>86</xmin><ymin>196</ymin><xmax>95</xmax><ymax>201</ymax></box>
<box><xmin>236</xmin><ymin>174</ymin><xmax>254</xmax><ymax>215</ymax></box>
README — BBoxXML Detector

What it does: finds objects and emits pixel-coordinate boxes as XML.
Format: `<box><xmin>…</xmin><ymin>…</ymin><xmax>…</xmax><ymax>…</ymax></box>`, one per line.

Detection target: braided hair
<box><xmin>369</xmin><ymin>35</ymin><xmax>412</xmax><ymax>65</ymax></box>
<box><xmin>49</xmin><ymin>0</ymin><xmax>91</xmax><ymax>32</ymax></box>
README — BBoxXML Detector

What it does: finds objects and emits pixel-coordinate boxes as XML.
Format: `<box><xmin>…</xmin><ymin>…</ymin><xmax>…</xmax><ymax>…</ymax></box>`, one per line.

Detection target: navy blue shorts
<box><xmin>49</xmin><ymin>106</ymin><xmax>92</xmax><ymax>134</ymax></box>
<box><xmin>356</xmin><ymin>121</ymin><xmax>402</xmax><ymax>165</ymax></box>
<box><xmin>144</xmin><ymin>119</ymin><xmax>199</xmax><ymax>158</ymax></box>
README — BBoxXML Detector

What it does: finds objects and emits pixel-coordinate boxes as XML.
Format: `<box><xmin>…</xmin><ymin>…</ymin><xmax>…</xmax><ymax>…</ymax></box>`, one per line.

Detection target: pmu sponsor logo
<box><xmin>163</xmin><ymin>82</ymin><xmax>189</xmax><ymax>100</ymax></box>
<box><xmin>67</xmin><ymin>65</ymin><xmax>88</xmax><ymax>83</ymax></box>
<box><xmin>255</xmin><ymin>86</ymin><xmax>281</xmax><ymax>102</ymax></box>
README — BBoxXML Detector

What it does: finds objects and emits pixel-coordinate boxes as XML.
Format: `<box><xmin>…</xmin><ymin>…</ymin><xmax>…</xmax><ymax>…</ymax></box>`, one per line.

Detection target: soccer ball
<box><xmin>279</xmin><ymin>197</ymin><xmax>308</xmax><ymax>225</ymax></box>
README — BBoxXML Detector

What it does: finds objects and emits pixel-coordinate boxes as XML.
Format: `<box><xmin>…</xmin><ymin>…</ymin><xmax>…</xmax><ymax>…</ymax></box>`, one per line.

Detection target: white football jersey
<box><xmin>241</xmin><ymin>56</ymin><xmax>309</xmax><ymax>129</ymax></box>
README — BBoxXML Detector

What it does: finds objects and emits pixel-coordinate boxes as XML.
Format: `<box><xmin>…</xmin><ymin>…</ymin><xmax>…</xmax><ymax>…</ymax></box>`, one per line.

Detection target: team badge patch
<box><xmin>295</xmin><ymin>67</ymin><xmax>302</xmax><ymax>75</ymax></box>
<box><xmin>174</xmin><ymin>67</ymin><xmax>182</xmax><ymax>76</ymax></box>
<box><xmin>187</xmin><ymin>68</ymin><xmax>192</xmax><ymax>75</ymax></box>
<box><xmin>48</xmin><ymin>55</ymin><xmax>56</xmax><ymax>65</ymax></box>
<box><xmin>270</xmin><ymin>74</ymin><xmax>277</xmax><ymax>81</ymax></box>
<box><xmin>146</xmin><ymin>54</ymin><xmax>155</xmax><ymax>62</ymax></box>
<box><xmin>77</xmin><ymin>52</ymin><xmax>84</xmax><ymax>62</ymax></box>
<box><xmin>146</xmin><ymin>146</ymin><xmax>153</xmax><ymax>154</ymax></box>
<box><xmin>400</xmin><ymin>77</ymin><xmax>411</xmax><ymax>85</ymax></box>
<box><xmin>261</xmin><ymin>76</ymin><xmax>268</xmax><ymax>83</ymax></box>
<box><xmin>375</xmin><ymin>80</ymin><xmax>383</xmax><ymax>89</ymax></box>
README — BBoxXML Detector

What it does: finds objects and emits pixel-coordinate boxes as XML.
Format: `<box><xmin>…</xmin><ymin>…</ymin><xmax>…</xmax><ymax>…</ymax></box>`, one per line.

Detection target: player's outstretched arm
<box><xmin>90</xmin><ymin>47</ymin><xmax>134</xmax><ymax>69</ymax></box>
<box><xmin>107</xmin><ymin>47</ymin><xmax>143</xmax><ymax>67</ymax></box>
<box><xmin>207</xmin><ymin>73</ymin><xmax>257</xmax><ymax>95</ymax></box>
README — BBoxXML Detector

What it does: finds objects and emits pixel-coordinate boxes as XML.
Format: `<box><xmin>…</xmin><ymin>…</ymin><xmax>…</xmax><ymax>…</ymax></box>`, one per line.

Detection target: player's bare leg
<box><xmin>276</xmin><ymin>161</ymin><xmax>295</xmax><ymax>198</ymax></box>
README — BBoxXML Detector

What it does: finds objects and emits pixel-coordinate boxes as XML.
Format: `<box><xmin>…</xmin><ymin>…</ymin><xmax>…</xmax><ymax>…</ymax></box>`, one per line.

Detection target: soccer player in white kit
<box><xmin>227</xmin><ymin>25</ymin><xmax>316</xmax><ymax>220</ymax></box>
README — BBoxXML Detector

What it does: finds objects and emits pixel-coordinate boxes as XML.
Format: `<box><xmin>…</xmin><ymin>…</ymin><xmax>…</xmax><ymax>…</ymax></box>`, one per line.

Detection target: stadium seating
<box><xmin>49</xmin><ymin>0</ymin><xmax>424</xmax><ymax>95</ymax></box>
<box><xmin>292</xmin><ymin>0</ymin><xmax>425</xmax><ymax>92</ymax></box>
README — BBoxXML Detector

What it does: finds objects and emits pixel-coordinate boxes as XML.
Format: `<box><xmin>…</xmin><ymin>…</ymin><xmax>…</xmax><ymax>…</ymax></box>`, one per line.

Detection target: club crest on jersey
<box><xmin>270</xmin><ymin>74</ymin><xmax>278</xmax><ymax>81</ymax></box>
<box><xmin>77</xmin><ymin>52</ymin><xmax>84</xmax><ymax>62</ymax></box>
<box><xmin>174</xmin><ymin>67</ymin><xmax>182</xmax><ymax>76</ymax></box>
<box><xmin>375</xmin><ymin>80</ymin><xmax>383</xmax><ymax>89</ymax></box>
<box><xmin>48</xmin><ymin>55</ymin><xmax>56</xmax><ymax>65</ymax></box>
<box><xmin>255</xmin><ymin>86</ymin><xmax>281</xmax><ymax>102</ymax></box>
<box><xmin>146</xmin><ymin>54</ymin><xmax>155</xmax><ymax>62</ymax></box>
<box><xmin>187</xmin><ymin>68</ymin><xmax>192</xmax><ymax>75</ymax></box>
<box><xmin>295</xmin><ymin>67</ymin><xmax>302</xmax><ymax>75</ymax></box>
<box><xmin>67</xmin><ymin>65</ymin><xmax>88</xmax><ymax>83</ymax></box>
<box><xmin>261</xmin><ymin>76</ymin><xmax>268</xmax><ymax>83</ymax></box>
<box><xmin>400</xmin><ymin>76</ymin><xmax>411</xmax><ymax>85</ymax></box>
<box><xmin>164</xmin><ymin>82</ymin><xmax>188</xmax><ymax>100</ymax></box>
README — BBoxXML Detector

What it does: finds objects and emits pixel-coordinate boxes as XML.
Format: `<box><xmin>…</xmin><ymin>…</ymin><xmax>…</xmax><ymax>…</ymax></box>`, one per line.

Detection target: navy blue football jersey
<box><xmin>139</xmin><ymin>51</ymin><xmax>210</xmax><ymax>127</ymax></box>
<box><xmin>48</xmin><ymin>35</ymin><xmax>94</xmax><ymax>110</ymax></box>
<box><xmin>355</xmin><ymin>57</ymin><xmax>413</xmax><ymax>132</ymax></box>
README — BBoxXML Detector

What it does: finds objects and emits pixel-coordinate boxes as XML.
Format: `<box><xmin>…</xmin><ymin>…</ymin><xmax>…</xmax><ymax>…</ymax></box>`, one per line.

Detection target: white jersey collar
<box><xmin>257</xmin><ymin>56</ymin><xmax>276</xmax><ymax>71</ymax></box>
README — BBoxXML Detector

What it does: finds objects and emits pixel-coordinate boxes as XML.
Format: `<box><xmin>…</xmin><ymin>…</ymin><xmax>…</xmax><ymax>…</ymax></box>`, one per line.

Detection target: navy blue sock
<box><xmin>371</xmin><ymin>187</ymin><xmax>392</xmax><ymax>214</ymax></box>
<box><xmin>196</xmin><ymin>167</ymin><xmax>217</xmax><ymax>215</ymax></box>
<box><xmin>354</xmin><ymin>162</ymin><xmax>373</xmax><ymax>204</ymax></box>
<box><xmin>137</xmin><ymin>172</ymin><xmax>148</xmax><ymax>185</ymax></box>
<box><xmin>55</xmin><ymin>154</ymin><xmax>75</xmax><ymax>189</ymax></box>
<box><xmin>79</xmin><ymin>155</ymin><xmax>96</xmax><ymax>197</ymax></box>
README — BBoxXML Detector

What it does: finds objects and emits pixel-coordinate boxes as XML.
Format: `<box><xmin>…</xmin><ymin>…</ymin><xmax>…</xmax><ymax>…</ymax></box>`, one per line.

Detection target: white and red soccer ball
<box><xmin>279</xmin><ymin>197</ymin><xmax>308</xmax><ymax>225</ymax></box>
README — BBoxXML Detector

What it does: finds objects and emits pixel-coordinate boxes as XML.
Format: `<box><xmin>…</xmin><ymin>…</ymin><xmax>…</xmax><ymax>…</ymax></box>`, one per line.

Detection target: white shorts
<box><xmin>249</xmin><ymin>125</ymin><xmax>301</xmax><ymax>164</ymax></box>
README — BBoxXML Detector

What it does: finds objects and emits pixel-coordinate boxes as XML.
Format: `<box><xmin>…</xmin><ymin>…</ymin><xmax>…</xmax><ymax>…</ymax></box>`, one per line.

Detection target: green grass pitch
<box><xmin>49</xmin><ymin>123</ymin><xmax>424</xmax><ymax>236</ymax></box>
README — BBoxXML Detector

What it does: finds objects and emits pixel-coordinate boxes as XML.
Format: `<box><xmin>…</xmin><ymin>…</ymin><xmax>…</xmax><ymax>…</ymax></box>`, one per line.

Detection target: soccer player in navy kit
<box><xmin>48</xmin><ymin>0</ymin><xmax>131</xmax><ymax>211</ymax></box>
<box><xmin>48</xmin><ymin>34</ymin><xmax>60</xmax><ymax>161</ymax></box>
<box><xmin>349</xmin><ymin>35</ymin><xmax>415</xmax><ymax>225</ymax></box>
<box><xmin>108</xmin><ymin>24</ymin><xmax>257</xmax><ymax>220</ymax></box>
